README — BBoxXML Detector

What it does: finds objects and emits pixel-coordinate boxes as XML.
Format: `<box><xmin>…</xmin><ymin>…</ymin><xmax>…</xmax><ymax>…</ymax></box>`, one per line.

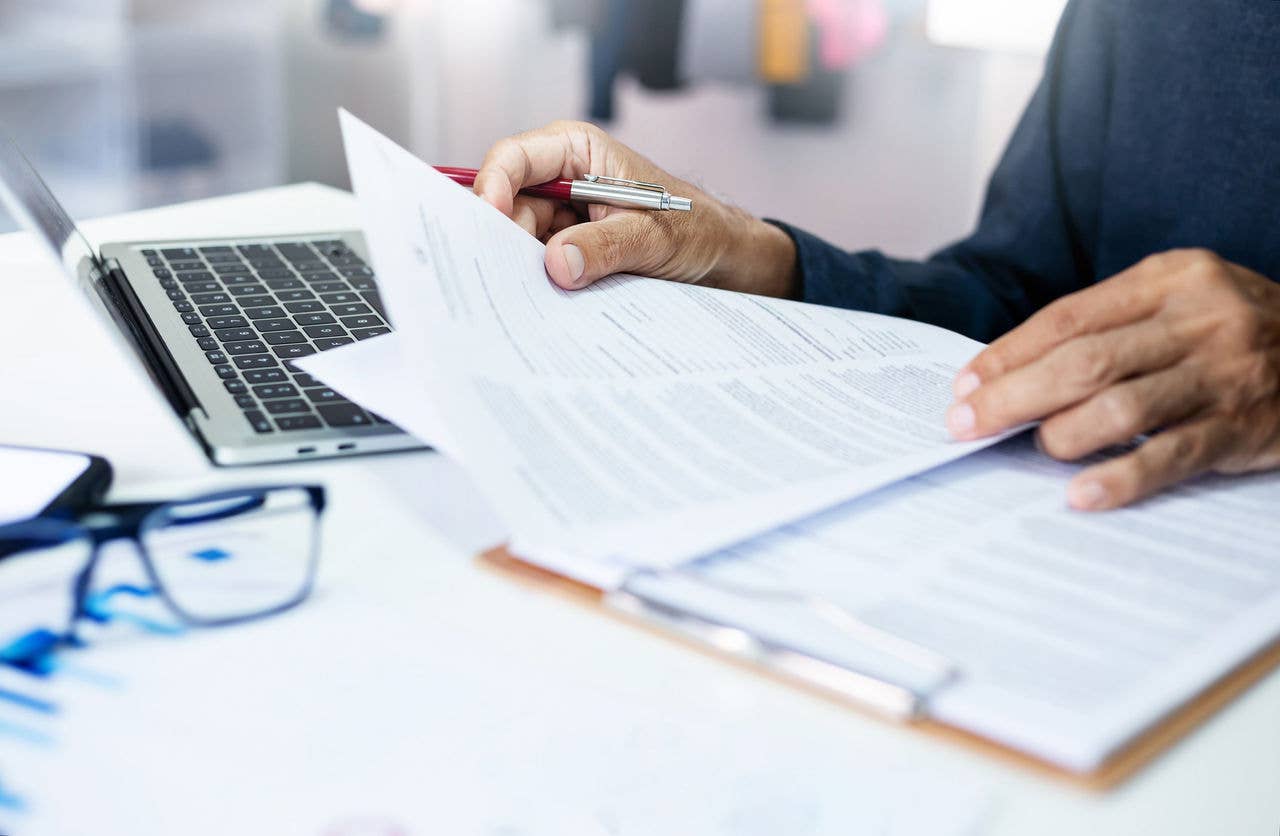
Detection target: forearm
<box><xmin>701</xmin><ymin>205</ymin><xmax>799</xmax><ymax>300</ymax></box>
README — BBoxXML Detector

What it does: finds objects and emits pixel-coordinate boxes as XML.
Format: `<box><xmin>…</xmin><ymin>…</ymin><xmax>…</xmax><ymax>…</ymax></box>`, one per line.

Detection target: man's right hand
<box><xmin>473</xmin><ymin>120</ymin><xmax>798</xmax><ymax>299</ymax></box>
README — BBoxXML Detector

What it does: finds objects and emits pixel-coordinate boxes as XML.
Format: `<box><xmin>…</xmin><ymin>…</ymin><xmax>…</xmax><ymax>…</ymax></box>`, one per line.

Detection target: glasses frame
<box><xmin>0</xmin><ymin>484</ymin><xmax>326</xmax><ymax>646</ymax></box>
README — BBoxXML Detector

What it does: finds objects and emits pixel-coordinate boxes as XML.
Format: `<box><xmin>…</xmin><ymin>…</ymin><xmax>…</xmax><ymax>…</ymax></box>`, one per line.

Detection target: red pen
<box><xmin>434</xmin><ymin>166</ymin><xmax>693</xmax><ymax>212</ymax></box>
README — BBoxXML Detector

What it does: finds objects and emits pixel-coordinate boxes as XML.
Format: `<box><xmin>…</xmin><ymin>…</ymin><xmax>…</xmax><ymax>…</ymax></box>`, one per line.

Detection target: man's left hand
<box><xmin>945</xmin><ymin>248</ymin><xmax>1280</xmax><ymax>510</ymax></box>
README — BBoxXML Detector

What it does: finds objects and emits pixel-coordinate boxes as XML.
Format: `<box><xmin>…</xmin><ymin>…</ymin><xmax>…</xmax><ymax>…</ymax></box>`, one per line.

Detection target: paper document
<box><xmin>303</xmin><ymin>112</ymin><xmax>1009</xmax><ymax>579</ymax></box>
<box><xmin>626</xmin><ymin>434</ymin><xmax>1280</xmax><ymax>771</ymax></box>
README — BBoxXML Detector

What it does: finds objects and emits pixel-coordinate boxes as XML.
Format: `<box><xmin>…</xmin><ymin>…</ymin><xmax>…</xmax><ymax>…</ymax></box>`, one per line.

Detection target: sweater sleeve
<box><xmin>769</xmin><ymin>0</ymin><xmax>1113</xmax><ymax>343</ymax></box>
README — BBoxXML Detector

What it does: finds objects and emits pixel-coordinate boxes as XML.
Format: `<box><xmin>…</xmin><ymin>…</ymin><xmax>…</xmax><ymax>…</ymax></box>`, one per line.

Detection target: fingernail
<box><xmin>953</xmin><ymin>371</ymin><xmax>980</xmax><ymax>398</ymax></box>
<box><xmin>1069</xmin><ymin>480</ymin><xmax>1109</xmax><ymax>510</ymax></box>
<box><xmin>562</xmin><ymin>244</ymin><xmax>586</xmax><ymax>285</ymax></box>
<box><xmin>945</xmin><ymin>403</ymin><xmax>975</xmax><ymax>437</ymax></box>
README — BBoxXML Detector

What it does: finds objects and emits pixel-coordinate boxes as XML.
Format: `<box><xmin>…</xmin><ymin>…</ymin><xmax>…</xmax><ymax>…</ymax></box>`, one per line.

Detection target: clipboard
<box><xmin>478</xmin><ymin>544</ymin><xmax>1280</xmax><ymax>791</ymax></box>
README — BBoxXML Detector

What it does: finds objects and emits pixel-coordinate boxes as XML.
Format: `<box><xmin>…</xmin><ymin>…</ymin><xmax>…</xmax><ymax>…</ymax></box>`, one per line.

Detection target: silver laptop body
<box><xmin>0</xmin><ymin>133</ymin><xmax>423</xmax><ymax>465</ymax></box>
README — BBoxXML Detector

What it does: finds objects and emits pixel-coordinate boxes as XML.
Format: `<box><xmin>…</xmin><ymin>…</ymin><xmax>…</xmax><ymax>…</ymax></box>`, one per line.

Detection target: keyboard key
<box><xmin>258</xmin><ymin>269</ymin><xmax>295</xmax><ymax>281</ymax></box>
<box><xmin>189</xmin><ymin>324</ymin><xmax>210</xmax><ymax>338</ymax></box>
<box><xmin>184</xmin><ymin>281</ymin><xmax>220</xmax><ymax>294</ymax></box>
<box><xmin>339</xmin><ymin>267</ymin><xmax>374</xmax><ymax>279</ymax></box>
<box><xmin>347</xmin><ymin>277</ymin><xmax>377</xmax><ymax>291</ymax></box>
<box><xmin>292</xmin><ymin>260</ymin><xmax>329</xmax><ymax>274</ymax></box>
<box><xmin>152</xmin><ymin>267</ymin><xmax>172</xmax><ymax>278</ymax></box>
<box><xmin>207</xmin><ymin>315</ymin><xmax>248</xmax><ymax>329</ymax></box>
<box><xmin>255</xmin><ymin>318</ymin><xmax>295</xmax><ymax>333</ymax></box>
<box><xmin>276</xmin><ymin>289</ymin><xmax>314</xmax><ymax>303</ymax></box>
<box><xmin>214</xmin><ymin>364</ymin><xmax>237</xmax><ymax>380</ymax></box>
<box><xmin>264</xmin><ymin>398</ymin><xmax>311</xmax><ymax>415</ymax></box>
<box><xmin>319</xmin><ymin>292</ymin><xmax>359</xmax><ymax>305</ymax></box>
<box><xmin>221</xmin><ymin>273</ymin><xmax>259</xmax><ymax>286</ymax></box>
<box><xmin>237</xmin><ymin>243</ymin><xmax>274</xmax><ymax>257</ymax></box>
<box><xmin>205</xmin><ymin>350</ymin><xmax>227</xmax><ymax>364</ymax></box>
<box><xmin>234</xmin><ymin>394</ymin><xmax>257</xmax><ymax>409</ymax></box>
<box><xmin>161</xmin><ymin>247</ymin><xmax>197</xmax><ymax>260</ymax></box>
<box><xmin>190</xmin><ymin>292</ymin><xmax>232</xmax><ymax>305</ymax></box>
<box><xmin>158</xmin><ymin>278</ymin><xmax>178</xmax><ymax>290</ymax></box>
<box><xmin>292</xmin><ymin>373</ymin><xmax>321</xmax><ymax>388</ymax></box>
<box><xmin>224</xmin><ymin>379</ymin><xmax>247</xmax><ymax>394</ymax></box>
<box><xmin>276</xmin><ymin>415</ymin><xmax>323</xmax><ymax>431</ymax></box>
<box><xmin>146</xmin><ymin>255</ymin><xmax>164</xmax><ymax>267</ymax></box>
<box><xmin>285</xmin><ymin>300</ymin><xmax>323</xmax><ymax>314</ymax></box>
<box><xmin>199</xmin><ymin>304</ymin><xmax>239</xmax><ymax>318</ymax></box>
<box><xmin>244</xmin><ymin>368</ymin><xmax>287</xmax><ymax>384</ymax></box>
<box><xmin>303</xmin><ymin>324</ymin><xmax>346</xmax><ymax>339</ymax></box>
<box><xmin>246</xmin><ymin>306</ymin><xmax>286</xmax><ymax>320</ymax></box>
<box><xmin>314</xmin><ymin>337</ymin><xmax>354</xmax><ymax>351</ymax></box>
<box><xmin>246</xmin><ymin>258</ymin><xmax>286</xmax><ymax>271</ymax></box>
<box><xmin>181</xmin><ymin>312</ymin><xmax>202</xmax><ymax>325</ymax></box>
<box><xmin>166</xmin><ymin>289</ymin><xmax>186</xmax><ymax>301</ymax></box>
<box><xmin>265</xmin><ymin>278</ymin><xmax>304</xmax><ymax>291</ymax></box>
<box><xmin>203</xmin><ymin>252</ymin><xmax>242</xmax><ymax>264</ymax></box>
<box><xmin>243</xmin><ymin>410</ymin><xmax>273</xmax><ymax>433</ymax></box>
<box><xmin>317</xmin><ymin>403</ymin><xmax>371</xmax><ymax>427</ymax></box>
<box><xmin>142</xmin><ymin>248</ymin><xmax>158</xmax><ymax>256</ymax></box>
<box><xmin>253</xmin><ymin>383</ymin><xmax>299</xmax><ymax>400</ymax></box>
<box><xmin>273</xmin><ymin>344</ymin><xmax>317</xmax><ymax>360</ymax></box>
<box><xmin>300</xmin><ymin>270</ymin><xmax>339</xmax><ymax>283</ymax></box>
<box><xmin>264</xmin><ymin>330</ymin><xmax>307</xmax><ymax>345</ymax></box>
<box><xmin>351</xmin><ymin>326</ymin><xmax>392</xmax><ymax>340</ymax></box>
<box><xmin>197</xmin><ymin>336</ymin><xmax>219</xmax><ymax>352</ymax></box>
<box><xmin>329</xmin><ymin>254</ymin><xmax>366</xmax><ymax>267</ymax></box>
<box><xmin>224</xmin><ymin>340</ymin><xmax>268</xmax><ymax>355</ymax></box>
<box><xmin>294</xmin><ymin>312</ymin><xmax>335</xmax><ymax>326</ymax></box>
<box><xmin>339</xmin><ymin>314</ymin><xmax>383</xmax><ymax>330</ymax></box>
<box><xmin>175</xmin><ymin>271</ymin><xmax>214</xmax><ymax>283</ymax></box>
<box><xmin>213</xmin><ymin>263</ymin><xmax>252</xmax><ymax>275</ymax></box>
<box><xmin>169</xmin><ymin>260</ymin><xmax>203</xmax><ymax>272</ymax></box>
<box><xmin>215</xmin><ymin>328</ymin><xmax>256</xmax><ymax>342</ymax></box>
<box><xmin>229</xmin><ymin>284</ymin><xmax>269</xmax><ymax>297</ymax></box>
<box><xmin>238</xmin><ymin>295</ymin><xmax>278</xmax><ymax>308</ymax></box>
<box><xmin>360</xmin><ymin>291</ymin><xmax>386</xmax><ymax>316</ymax></box>
<box><xmin>275</xmin><ymin>242</ymin><xmax>315</xmax><ymax>260</ymax></box>
<box><xmin>198</xmin><ymin>245</ymin><xmax>233</xmax><ymax>254</ymax></box>
<box><xmin>174</xmin><ymin>301</ymin><xmax>195</xmax><ymax>313</ymax></box>
<box><xmin>311</xmin><ymin>281</ymin><xmax>349</xmax><ymax>294</ymax></box>
<box><xmin>304</xmin><ymin>387</ymin><xmax>347</xmax><ymax>404</ymax></box>
<box><xmin>233</xmin><ymin>354</ymin><xmax>277</xmax><ymax>370</ymax></box>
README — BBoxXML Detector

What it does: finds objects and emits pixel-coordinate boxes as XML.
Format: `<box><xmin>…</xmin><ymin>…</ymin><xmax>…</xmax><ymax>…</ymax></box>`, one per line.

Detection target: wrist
<box><xmin>704</xmin><ymin>207</ymin><xmax>798</xmax><ymax>299</ymax></box>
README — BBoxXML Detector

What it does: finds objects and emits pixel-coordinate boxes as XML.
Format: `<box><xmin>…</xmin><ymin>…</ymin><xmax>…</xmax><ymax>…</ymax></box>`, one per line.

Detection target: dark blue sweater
<box><xmin>774</xmin><ymin>0</ymin><xmax>1280</xmax><ymax>342</ymax></box>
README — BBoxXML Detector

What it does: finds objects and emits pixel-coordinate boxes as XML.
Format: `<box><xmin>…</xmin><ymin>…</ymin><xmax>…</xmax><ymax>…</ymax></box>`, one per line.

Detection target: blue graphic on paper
<box><xmin>190</xmin><ymin>547</ymin><xmax>232</xmax><ymax>562</ymax></box>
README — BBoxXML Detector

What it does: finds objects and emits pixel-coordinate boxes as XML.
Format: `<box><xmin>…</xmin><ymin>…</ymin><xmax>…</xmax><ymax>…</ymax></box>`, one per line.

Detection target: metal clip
<box><xmin>581</xmin><ymin>174</ymin><xmax>669</xmax><ymax>194</ymax></box>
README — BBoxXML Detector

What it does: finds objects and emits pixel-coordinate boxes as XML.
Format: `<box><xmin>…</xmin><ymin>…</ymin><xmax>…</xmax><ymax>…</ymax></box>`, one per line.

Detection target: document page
<box><xmin>626</xmin><ymin>434</ymin><xmax>1280</xmax><ymax>771</ymax></box>
<box><xmin>307</xmin><ymin>112</ymin><xmax>1010</xmax><ymax>577</ymax></box>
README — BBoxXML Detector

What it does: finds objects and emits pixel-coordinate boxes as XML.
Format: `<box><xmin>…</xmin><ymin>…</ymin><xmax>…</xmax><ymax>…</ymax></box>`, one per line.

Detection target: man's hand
<box><xmin>474</xmin><ymin>121</ymin><xmax>797</xmax><ymax>298</ymax></box>
<box><xmin>946</xmin><ymin>249</ymin><xmax>1280</xmax><ymax>510</ymax></box>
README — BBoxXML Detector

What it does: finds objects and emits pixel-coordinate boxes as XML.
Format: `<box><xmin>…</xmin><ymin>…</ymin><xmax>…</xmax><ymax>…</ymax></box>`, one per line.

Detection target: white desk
<box><xmin>0</xmin><ymin>184</ymin><xmax>1276</xmax><ymax>835</ymax></box>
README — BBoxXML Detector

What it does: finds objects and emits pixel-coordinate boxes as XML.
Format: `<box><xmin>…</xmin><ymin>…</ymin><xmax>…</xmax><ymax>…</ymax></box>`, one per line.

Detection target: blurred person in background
<box><xmin>472</xmin><ymin>0</ymin><xmax>1279</xmax><ymax>512</ymax></box>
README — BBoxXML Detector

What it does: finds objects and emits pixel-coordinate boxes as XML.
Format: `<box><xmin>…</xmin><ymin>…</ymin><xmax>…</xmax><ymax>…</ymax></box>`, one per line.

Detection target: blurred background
<box><xmin>0</xmin><ymin>0</ymin><xmax>1066</xmax><ymax>257</ymax></box>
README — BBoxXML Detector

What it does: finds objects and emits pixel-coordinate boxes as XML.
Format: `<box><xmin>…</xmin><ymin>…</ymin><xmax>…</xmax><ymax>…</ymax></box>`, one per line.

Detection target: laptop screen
<box><xmin>0</xmin><ymin>131</ymin><xmax>103</xmax><ymax>294</ymax></box>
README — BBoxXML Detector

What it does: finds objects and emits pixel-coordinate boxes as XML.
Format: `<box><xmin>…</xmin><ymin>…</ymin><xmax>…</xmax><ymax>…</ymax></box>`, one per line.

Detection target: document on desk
<box><xmin>624</xmin><ymin>434</ymin><xmax>1280</xmax><ymax>772</ymax></box>
<box><xmin>306</xmin><ymin>111</ymin><xmax>1009</xmax><ymax>581</ymax></box>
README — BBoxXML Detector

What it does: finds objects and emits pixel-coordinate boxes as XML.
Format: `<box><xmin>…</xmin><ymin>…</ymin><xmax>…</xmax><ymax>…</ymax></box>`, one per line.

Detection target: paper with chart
<box><xmin>626</xmin><ymin>434</ymin><xmax>1280</xmax><ymax>771</ymax></box>
<box><xmin>304</xmin><ymin>111</ymin><xmax>1012</xmax><ymax>581</ymax></box>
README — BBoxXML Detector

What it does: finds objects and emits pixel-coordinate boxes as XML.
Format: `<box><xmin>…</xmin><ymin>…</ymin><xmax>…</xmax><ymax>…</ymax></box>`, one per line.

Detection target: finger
<box><xmin>474</xmin><ymin>127</ymin><xmax>589</xmax><ymax>216</ymax></box>
<box><xmin>511</xmin><ymin>196</ymin><xmax>560</xmax><ymax>238</ymax></box>
<box><xmin>947</xmin><ymin>320</ymin><xmax>1186</xmax><ymax>439</ymax></box>
<box><xmin>1035</xmin><ymin>365</ymin><xmax>1212</xmax><ymax>460</ymax></box>
<box><xmin>545</xmin><ymin>206</ymin><xmax>581</xmax><ymax>240</ymax></box>
<box><xmin>544</xmin><ymin>213</ymin><xmax>657</xmax><ymax>289</ymax></box>
<box><xmin>959</xmin><ymin>257</ymin><xmax>1173</xmax><ymax>390</ymax></box>
<box><xmin>1065</xmin><ymin>417</ymin><xmax>1232</xmax><ymax>510</ymax></box>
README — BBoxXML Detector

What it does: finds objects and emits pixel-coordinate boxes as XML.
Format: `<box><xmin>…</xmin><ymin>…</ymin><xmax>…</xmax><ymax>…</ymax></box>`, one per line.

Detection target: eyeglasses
<box><xmin>0</xmin><ymin>485</ymin><xmax>325</xmax><ymax>675</ymax></box>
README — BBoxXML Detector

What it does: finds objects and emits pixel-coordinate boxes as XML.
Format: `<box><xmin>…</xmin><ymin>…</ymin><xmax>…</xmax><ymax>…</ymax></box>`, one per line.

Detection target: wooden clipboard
<box><xmin>478</xmin><ymin>544</ymin><xmax>1280</xmax><ymax>791</ymax></box>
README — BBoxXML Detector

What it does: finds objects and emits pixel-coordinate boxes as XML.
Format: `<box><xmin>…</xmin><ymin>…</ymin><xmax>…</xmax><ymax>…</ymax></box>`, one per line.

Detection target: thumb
<box><xmin>545</xmin><ymin>214</ymin><xmax>654</xmax><ymax>290</ymax></box>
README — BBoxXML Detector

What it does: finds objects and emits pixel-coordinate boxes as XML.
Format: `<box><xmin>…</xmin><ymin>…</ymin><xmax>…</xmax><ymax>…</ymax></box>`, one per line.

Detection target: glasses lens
<box><xmin>140</xmin><ymin>488</ymin><xmax>318</xmax><ymax>622</ymax></box>
<box><xmin>0</xmin><ymin>533</ymin><xmax>90</xmax><ymax>670</ymax></box>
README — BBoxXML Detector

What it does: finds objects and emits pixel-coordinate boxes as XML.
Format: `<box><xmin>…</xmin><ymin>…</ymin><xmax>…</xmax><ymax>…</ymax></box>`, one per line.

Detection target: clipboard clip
<box><xmin>608</xmin><ymin>568</ymin><xmax>961</xmax><ymax>721</ymax></box>
<box><xmin>580</xmin><ymin>174</ymin><xmax>669</xmax><ymax>194</ymax></box>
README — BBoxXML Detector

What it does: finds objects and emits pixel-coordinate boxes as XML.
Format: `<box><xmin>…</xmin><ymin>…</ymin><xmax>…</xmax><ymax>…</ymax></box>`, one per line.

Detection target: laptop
<box><xmin>0</xmin><ymin>132</ymin><xmax>423</xmax><ymax>465</ymax></box>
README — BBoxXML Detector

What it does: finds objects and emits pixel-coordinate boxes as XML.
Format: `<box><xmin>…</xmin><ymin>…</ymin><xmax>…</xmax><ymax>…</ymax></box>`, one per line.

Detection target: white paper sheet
<box><xmin>302</xmin><ymin>111</ymin><xmax>1011</xmax><ymax>579</ymax></box>
<box><xmin>626</xmin><ymin>434</ymin><xmax>1280</xmax><ymax>771</ymax></box>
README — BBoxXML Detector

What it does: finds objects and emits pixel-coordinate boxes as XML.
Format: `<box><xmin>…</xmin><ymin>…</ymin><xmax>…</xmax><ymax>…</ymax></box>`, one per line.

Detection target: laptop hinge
<box><xmin>99</xmin><ymin>258</ymin><xmax>207</xmax><ymax>424</ymax></box>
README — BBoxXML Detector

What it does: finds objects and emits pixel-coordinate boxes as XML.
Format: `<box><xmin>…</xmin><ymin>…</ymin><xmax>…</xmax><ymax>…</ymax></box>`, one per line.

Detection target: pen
<box><xmin>434</xmin><ymin>166</ymin><xmax>694</xmax><ymax>212</ymax></box>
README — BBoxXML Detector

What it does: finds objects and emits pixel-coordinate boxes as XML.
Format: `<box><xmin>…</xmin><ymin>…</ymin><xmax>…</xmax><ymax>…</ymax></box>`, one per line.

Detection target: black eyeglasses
<box><xmin>0</xmin><ymin>485</ymin><xmax>325</xmax><ymax>674</ymax></box>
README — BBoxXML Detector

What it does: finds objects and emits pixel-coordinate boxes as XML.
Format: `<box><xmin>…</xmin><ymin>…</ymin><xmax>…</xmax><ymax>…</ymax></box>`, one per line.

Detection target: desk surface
<box><xmin>0</xmin><ymin>184</ymin><xmax>1276</xmax><ymax>835</ymax></box>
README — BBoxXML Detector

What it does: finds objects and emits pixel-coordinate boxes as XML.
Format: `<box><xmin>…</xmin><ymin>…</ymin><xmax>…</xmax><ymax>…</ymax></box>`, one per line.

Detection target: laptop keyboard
<box><xmin>145</xmin><ymin>240</ymin><xmax>394</xmax><ymax>434</ymax></box>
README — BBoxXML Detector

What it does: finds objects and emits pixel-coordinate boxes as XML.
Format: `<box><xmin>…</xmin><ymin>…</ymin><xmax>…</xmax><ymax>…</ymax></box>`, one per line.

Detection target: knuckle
<box><xmin>1044</xmin><ymin>303</ymin><xmax>1080</xmax><ymax>340</ymax></box>
<box><xmin>1097</xmin><ymin>389</ymin><xmax>1143</xmax><ymax>437</ymax></box>
<box><xmin>1072</xmin><ymin>345</ymin><xmax>1115</xmax><ymax>387</ymax></box>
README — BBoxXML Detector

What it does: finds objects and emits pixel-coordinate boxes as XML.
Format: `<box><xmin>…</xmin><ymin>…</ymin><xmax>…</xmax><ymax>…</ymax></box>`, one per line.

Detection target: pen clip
<box><xmin>581</xmin><ymin>174</ymin><xmax>668</xmax><ymax>194</ymax></box>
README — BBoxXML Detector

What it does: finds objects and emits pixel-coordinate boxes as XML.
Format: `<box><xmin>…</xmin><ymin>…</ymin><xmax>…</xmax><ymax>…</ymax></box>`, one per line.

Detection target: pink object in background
<box><xmin>808</xmin><ymin>0</ymin><xmax>889</xmax><ymax>70</ymax></box>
